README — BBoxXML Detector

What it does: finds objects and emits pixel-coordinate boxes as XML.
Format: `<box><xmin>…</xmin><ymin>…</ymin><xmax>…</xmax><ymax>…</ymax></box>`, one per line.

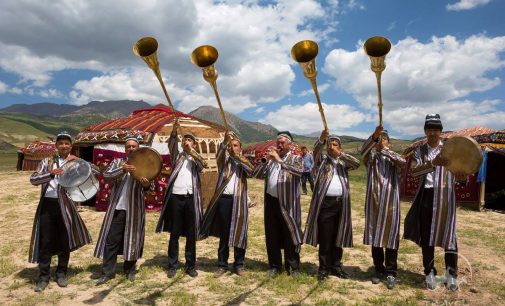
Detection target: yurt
<box><xmin>243</xmin><ymin>138</ymin><xmax>302</xmax><ymax>165</ymax></box>
<box><xmin>400</xmin><ymin>127</ymin><xmax>502</xmax><ymax>210</ymax></box>
<box><xmin>73</xmin><ymin>104</ymin><xmax>225</xmax><ymax>211</ymax></box>
<box><xmin>17</xmin><ymin>140</ymin><xmax>57</xmax><ymax>171</ymax></box>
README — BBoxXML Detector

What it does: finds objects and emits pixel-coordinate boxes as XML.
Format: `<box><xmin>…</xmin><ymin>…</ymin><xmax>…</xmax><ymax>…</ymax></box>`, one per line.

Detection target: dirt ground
<box><xmin>0</xmin><ymin>170</ymin><xmax>504</xmax><ymax>305</ymax></box>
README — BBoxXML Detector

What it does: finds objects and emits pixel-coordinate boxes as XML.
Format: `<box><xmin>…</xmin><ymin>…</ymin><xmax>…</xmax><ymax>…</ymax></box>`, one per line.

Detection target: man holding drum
<box><xmin>29</xmin><ymin>132</ymin><xmax>94</xmax><ymax>292</ymax></box>
<box><xmin>157</xmin><ymin>121</ymin><xmax>207</xmax><ymax>278</ymax></box>
<box><xmin>199</xmin><ymin>131</ymin><xmax>253</xmax><ymax>277</ymax></box>
<box><xmin>94</xmin><ymin>137</ymin><xmax>152</xmax><ymax>285</ymax></box>
<box><xmin>404</xmin><ymin>114</ymin><xmax>466</xmax><ymax>291</ymax></box>
<box><xmin>303</xmin><ymin>129</ymin><xmax>360</xmax><ymax>281</ymax></box>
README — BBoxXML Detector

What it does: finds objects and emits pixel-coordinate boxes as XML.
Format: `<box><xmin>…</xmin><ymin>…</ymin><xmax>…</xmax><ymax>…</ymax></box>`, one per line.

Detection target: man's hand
<box><xmin>51</xmin><ymin>168</ymin><xmax>64</xmax><ymax>176</ymax></box>
<box><xmin>373</xmin><ymin>125</ymin><xmax>384</xmax><ymax>141</ymax></box>
<box><xmin>432</xmin><ymin>154</ymin><xmax>449</xmax><ymax>167</ymax></box>
<box><xmin>183</xmin><ymin>142</ymin><xmax>192</xmax><ymax>153</ymax></box>
<box><xmin>320</xmin><ymin>129</ymin><xmax>329</xmax><ymax>142</ymax></box>
<box><xmin>267</xmin><ymin>147</ymin><xmax>282</xmax><ymax>163</ymax></box>
<box><xmin>225</xmin><ymin>131</ymin><xmax>235</xmax><ymax>143</ymax></box>
<box><xmin>172</xmin><ymin>120</ymin><xmax>180</xmax><ymax>134</ymax></box>
<box><xmin>123</xmin><ymin>163</ymin><xmax>136</xmax><ymax>173</ymax></box>
<box><xmin>140</xmin><ymin>177</ymin><xmax>150</xmax><ymax>188</ymax></box>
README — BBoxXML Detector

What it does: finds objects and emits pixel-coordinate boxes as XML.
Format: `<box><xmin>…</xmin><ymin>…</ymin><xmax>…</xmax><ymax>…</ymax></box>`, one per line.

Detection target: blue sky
<box><xmin>0</xmin><ymin>0</ymin><xmax>504</xmax><ymax>138</ymax></box>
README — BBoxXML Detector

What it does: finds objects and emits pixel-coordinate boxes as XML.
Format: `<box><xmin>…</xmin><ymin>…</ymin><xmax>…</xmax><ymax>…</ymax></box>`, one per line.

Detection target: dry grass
<box><xmin>0</xmin><ymin>169</ymin><xmax>504</xmax><ymax>305</ymax></box>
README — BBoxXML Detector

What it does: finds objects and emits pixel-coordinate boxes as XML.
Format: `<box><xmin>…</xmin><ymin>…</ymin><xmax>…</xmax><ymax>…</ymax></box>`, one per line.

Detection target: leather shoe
<box><xmin>214</xmin><ymin>267</ymin><xmax>226</xmax><ymax>277</ymax></box>
<box><xmin>234</xmin><ymin>267</ymin><xmax>245</xmax><ymax>276</ymax></box>
<box><xmin>290</xmin><ymin>269</ymin><xmax>301</xmax><ymax>277</ymax></box>
<box><xmin>34</xmin><ymin>280</ymin><xmax>48</xmax><ymax>292</ymax></box>
<box><xmin>167</xmin><ymin>268</ymin><xmax>177</xmax><ymax>278</ymax></box>
<box><xmin>317</xmin><ymin>271</ymin><xmax>328</xmax><ymax>281</ymax></box>
<box><xmin>126</xmin><ymin>272</ymin><xmax>136</xmax><ymax>281</ymax></box>
<box><xmin>445</xmin><ymin>272</ymin><xmax>458</xmax><ymax>291</ymax></box>
<box><xmin>425</xmin><ymin>270</ymin><xmax>437</xmax><ymax>290</ymax></box>
<box><xmin>266</xmin><ymin>268</ymin><xmax>279</xmax><ymax>278</ymax></box>
<box><xmin>386</xmin><ymin>275</ymin><xmax>397</xmax><ymax>289</ymax></box>
<box><xmin>186</xmin><ymin>268</ymin><xmax>198</xmax><ymax>278</ymax></box>
<box><xmin>56</xmin><ymin>275</ymin><xmax>68</xmax><ymax>287</ymax></box>
<box><xmin>331</xmin><ymin>267</ymin><xmax>349</xmax><ymax>279</ymax></box>
<box><xmin>95</xmin><ymin>275</ymin><xmax>114</xmax><ymax>286</ymax></box>
<box><xmin>371</xmin><ymin>272</ymin><xmax>385</xmax><ymax>284</ymax></box>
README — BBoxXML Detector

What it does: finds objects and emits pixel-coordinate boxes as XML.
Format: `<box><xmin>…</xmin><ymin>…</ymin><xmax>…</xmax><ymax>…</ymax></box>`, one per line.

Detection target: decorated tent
<box><xmin>243</xmin><ymin>138</ymin><xmax>302</xmax><ymax>164</ymax></box>
<box><xmin>74</xmin><ymin>104</ymin><xmax>225</xmax><ymax>211</ymax></box>
<box><xmin>17</xmin><ymin>140</ymin><xmax>57</xmax><ymax>171</ymax></box>
<box><xmin>400</xmin><ymin>127</ymin><xmax>505</xmax><ymax>210</ymax></box>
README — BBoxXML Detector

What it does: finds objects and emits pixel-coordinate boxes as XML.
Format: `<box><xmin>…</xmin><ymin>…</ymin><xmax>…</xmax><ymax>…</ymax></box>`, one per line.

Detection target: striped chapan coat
<box><xmin>360</xmin><ymin>135</ymin><xmax>406</xmax><ymax>250</ymax></box>
<box><xmin>156</xmin><ymin>132</ymin><xmax>207</xmax><ymax>237</ymax></box>
<box><xmin>404</xmin><ymin>142</ymin><xmax>458</xmax><ymax>250</ymax></box>
<box><xmin>253</xmin><ymin>151</ymin><xmax>304</xmax><ymax>250</ymax></box>
<box><xmin>94</xmin><ymin>158</ymin><xmax>152</xmax><ymax>261</ymax></box>
<box><xmin>304</xmin><ymin>140</ymin><xmax>360</xmax><ymax>248</ymax></box>
<box><xmin>29</xmin><ymin>156</ymin><xmax>93</xmax><ymax>263</ymax></box>
<box><xmin>199</xmin><ymin>141</ymin><xmax>254</xmax><ymax>249</ymax></box>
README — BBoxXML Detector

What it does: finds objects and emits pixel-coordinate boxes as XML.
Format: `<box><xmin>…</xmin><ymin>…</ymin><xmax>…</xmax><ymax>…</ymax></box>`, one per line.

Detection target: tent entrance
<box><xmin>484</xmin><ymin>151</ymin><xmax>505</xmax><ymax>211</ymax></box>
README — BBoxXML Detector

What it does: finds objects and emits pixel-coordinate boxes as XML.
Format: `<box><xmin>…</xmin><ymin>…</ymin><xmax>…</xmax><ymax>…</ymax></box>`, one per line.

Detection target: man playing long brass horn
<box><xmin>156</xmin><ymin>121</ymin><xmax>207</xmax><ymax>278</ymax></box>
<box><xmin>303</xmin><ymin>129</ymin><xmax>360</xmax><ymax>281</ymax></box>
<box><xmin>254</xmin><ymin>131</ymin><xmax>303</xmax><ymax>277</ymax></box>
<box><xmin>404</xmin><ymin>114</ymin><xmax>467</xmax><ymax>291</ymax></box>
<box><xmin>94</xmin><ymin>137</ymin><xmax>153</xmax><ymax>285</ymax></box>
<box><xmin>199</xmin><ymin>131</ymin><xmax>254</xmax><ymax>277</ymax></box>
<box><xmin>360</xmin><ymin>126</ymin><xmax>405</xmax><ymax>289</ymax></box>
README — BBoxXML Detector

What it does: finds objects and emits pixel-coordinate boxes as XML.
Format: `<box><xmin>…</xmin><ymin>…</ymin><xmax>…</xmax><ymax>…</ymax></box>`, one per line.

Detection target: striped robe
<box><xmin>303</xmin><ymin>140</ymin><xmax>360</xmax><ymax>247</ymax></box>
<box><xmin>29</xmin><ymin>157</ymin><xmax>93</xmax><ymax>263</ymax></box>
<box><xmin>199</xmin><ymin>142</ymin><xmax>254</xmax><ymax>249</ymax></box>
<box><xmin>94</xmin><ymin>158</ymin><xmax>151</xmax><ymax>261</ymax></box>
<box><xmin>404</xmin><ymin>142</ymin><xmax>458</xmax><ymax>250</ymax></box>
<box><xmin>156</xmin><ymin>132</ymin><xmax>207</xmax><ymax>237</ymax></box>
<box><xmin>360</xmin><ymin>135</ymin><xmax>406</xmax><ymax>249</ymax></box>
<box><xmin>253</xmin><ymin>151</ymin><xmax>303</xmax><ymax>250</ymax></box>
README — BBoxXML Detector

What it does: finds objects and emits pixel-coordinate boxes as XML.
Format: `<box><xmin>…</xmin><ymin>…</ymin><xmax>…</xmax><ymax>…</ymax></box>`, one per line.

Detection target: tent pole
<box><xmin>479</xmin><ymin>180</ymin><xmax>486</xmax><ymax>211</ymax></box>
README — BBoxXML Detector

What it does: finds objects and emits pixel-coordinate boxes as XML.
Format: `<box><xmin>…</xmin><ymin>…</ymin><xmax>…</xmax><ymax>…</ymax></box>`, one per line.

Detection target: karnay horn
<box><xmin>364</xmin><ymin>36</ymin><xmax>391</xmax><ymax>127</ymax></box>
<box><xmin>191</xmin><ymin>45</ymin><xmax>229</xmax><ymax>131</ymax></box>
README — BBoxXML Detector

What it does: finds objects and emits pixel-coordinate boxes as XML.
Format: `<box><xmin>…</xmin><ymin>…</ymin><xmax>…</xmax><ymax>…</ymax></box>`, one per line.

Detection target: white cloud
<box><xmin>323</xmin><ymin>35</ymin><xmax>505</xmax><ymax>112</ymax></box>
<box><xmin>260</xmin><ymin>102</ymin><xmax>369</xmax><ymax>134</ymax></box>
<box><xmin>298</xmin><ymin>82</ymin><xmax>331</xmax><ymax>97</ymax></box>
<box><xmin>446</xmin><ymin>0</ymin><xmax>491</xmax><ymax>11</ymax></box>
<box><xmin>0</xmin><ymin>81</ymin><xmax>7</xmax><ymax>94</ymax></box>
<box><xmin>255</xmin><ymin>107</ymin><xmax>265</xmax><ymax>113</ymax></box>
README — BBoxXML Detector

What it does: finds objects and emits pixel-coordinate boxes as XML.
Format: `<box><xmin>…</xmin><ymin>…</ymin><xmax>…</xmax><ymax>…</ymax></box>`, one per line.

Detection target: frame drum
<box><xmin>127</xmin><ymin>147</ymin><xmax>163</xmax><ymax>181</ymax></box>
<box><xmin>59</xmin><ymin>159</ymin><xmax>99</xmax><ymax>202</ymax></box>
<box><xmin>440</xmin><ymin>136</ymin><xmax>483</xmax><ymax>175</ymax></box>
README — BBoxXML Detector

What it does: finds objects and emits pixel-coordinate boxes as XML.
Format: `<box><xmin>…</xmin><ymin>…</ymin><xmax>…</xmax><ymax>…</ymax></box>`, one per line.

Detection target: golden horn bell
<box><xmin>291</xmin><ymin>40</ymin><xmax>319</xmax><ymax>79</ymax></box>
<box><xmin>191</xmin><ymin>45</ymin><xmax>219</xmax><ymax>83</ymax></box>
<box><xmin>364</xmin><ymin>36</ymin><xmax>391</xmax><ymax>73</ymax></box>
<box><xmin>133</xmin><ymin>36</ymin><xmax>175</xmax><ymax>110</ymax></box>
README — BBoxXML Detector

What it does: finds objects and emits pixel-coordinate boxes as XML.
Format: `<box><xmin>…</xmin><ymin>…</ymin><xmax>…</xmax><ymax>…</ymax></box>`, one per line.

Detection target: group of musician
<box><xmin>29</xmin><ymin>113</ymin><xmax>465</xmax><ymax>293</ymax></box>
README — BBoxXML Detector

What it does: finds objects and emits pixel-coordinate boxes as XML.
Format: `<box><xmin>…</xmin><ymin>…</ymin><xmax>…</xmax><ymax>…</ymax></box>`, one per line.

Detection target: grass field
<box><xmin>0</xmin><ymin>157</ymin><xmax>504</xmax><ymax>305</ymax></box>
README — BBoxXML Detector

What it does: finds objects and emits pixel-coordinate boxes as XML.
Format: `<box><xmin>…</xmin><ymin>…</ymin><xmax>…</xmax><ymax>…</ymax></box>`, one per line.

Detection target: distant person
<box><xmin>199</xmin><ymin>131</ymin><xmax>253</xmax><ymax>277</ymax></box>
<box><xmin>300</xmin><ymin>146</ymin><xmax>314</xmax><ymax>195</ymax></box>
<box><xmin>360</xmin><ymin>126</ymin><xmax>405</xmax><ymax>289</ymax></box>
<box><xmin>157</xmin><ymin>120</ymin><xmax>207</xmax><ymax>278</ymax></box>
<box><xmin>254</xmin><ymin>131</ymin><xmax>303</xmax><ymax>277</ymax></box>
<box><xmin>29</xmin><ymin>132</ymin><xmax>95</xmax><ymax>292</ymax></box>
<box><xmin>404</xmin><ymin>114</ymin><xmax>467</xmax><ymax>291</ymax></box>
<box><xmin>304</xmin><ymin>129</ymin><xmax>360</xmax><ymax>281</ymax></box>
<box><xmin>94</xmin><ymin>137</ymin><xmax>153</xmax><ymax>285</ymax></box>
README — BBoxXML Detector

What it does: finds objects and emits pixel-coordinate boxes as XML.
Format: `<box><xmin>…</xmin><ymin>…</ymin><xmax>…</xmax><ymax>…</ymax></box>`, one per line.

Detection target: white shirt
<box><xmin>44</xmin><ymin>156</ymin><xmax>68</xmax><ymax>198</ymax></box>
<box><xmin>266</xmin><ymin>162</ymin><xmax>282</xmax><ymax>198</ymax></box>
<box><xmin>326</xmin><ymin>168</ymin><xmax>343</xmax><ymax>196</ymax></box>
<box><xmin>115</xmin><ymin>173</ymin><xmax>132</xmax><ymax>210</ymax></box>
<box><xmin>223</xmin><ymin>170</ymin><xmax>238</xmax><ymax>195</ymax></box>
<box><xmin>424</xmin><ymin>141</ymin><xmax>442</xmax><ymax>188</ymax></box>
<box><xmin>172</xmin><ymin>155</ymin><xmax>194</xmax><ymax>195</ymax></box>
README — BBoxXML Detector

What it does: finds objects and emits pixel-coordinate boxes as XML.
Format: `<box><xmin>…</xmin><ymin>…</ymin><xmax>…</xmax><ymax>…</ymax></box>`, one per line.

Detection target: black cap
<box><xmin>56</xmin><ymin>131</ymin><xmax>72</xmax><ymax>143</ymax></box>
<box><xmin>277</xmin><ymin>131</ymin><xmax>293</xmax><ymax>142</ymax></box>
<box><xmin>183</xmin><ymin>133</ymin><xmax>197</xmax><ymax>143</ymax></box>
<box><xmin>424</xmin><ymin>114</ymin><xmax>443</xmax><ymax>131</ymax></box>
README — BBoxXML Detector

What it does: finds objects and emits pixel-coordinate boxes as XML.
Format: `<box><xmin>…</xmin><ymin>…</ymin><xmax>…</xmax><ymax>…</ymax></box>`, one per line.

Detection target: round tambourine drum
<box><xmin>127</xmin><ymin>147</ymin><xmax>163</xmax><ymax>181</ymax></box>
<box><xmin>440</xmin><ymin>136</ymin><xmax>483</xmax><ymax>175</ymax></box>
<box><xmin>58</xmin><ymin>159</ymin><xmax>99</xmax><ymax>202</ymax></box>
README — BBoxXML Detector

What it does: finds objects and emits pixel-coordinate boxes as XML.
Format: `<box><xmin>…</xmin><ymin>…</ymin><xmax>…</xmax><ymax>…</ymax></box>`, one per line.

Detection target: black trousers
<box><xmin>102</xmin><ymin>210</ymin><xmax>136</xmax><ymax>277</ymax></box>
<box><xmin>372</xmin><ymin>247</ymin><xmax>398</xmax><ymax>276</ymax></box>
<box><xmin>216</xmin><ymin>195</ymin><xmax>246</xmax><ymax>268</ymax></box>
<box><xmin>38</xmin><ymin>197</ymin><xmax>70</xmax><ymax>282</ymax></box>
<box><xmin>167</xmin><ymin>194</ymin><xmax>196</xmax><ymax>270</ymax></box>
<box><xmin>420</xmin><ymin>188</ymin><xmax>458</xmax><ymax>276</ymax></box>
<box><xmin>301</xmin><ymin>172</ymin><xmax>314</xmax><ymax>194</ymax></box>
<box><xmin>264</xmin><ymin>193</ymin><xmax>300</xmax><ymax>272</ymax></box>
<box><xmin>318</xmin><ymin>196</ymin><xmax>344</xmax><ymax>273</ymax></box>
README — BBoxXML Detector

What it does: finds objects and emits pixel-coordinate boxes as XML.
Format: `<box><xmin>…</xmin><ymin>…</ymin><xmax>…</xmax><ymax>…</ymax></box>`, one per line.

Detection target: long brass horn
<box><xmin>291</xmin><ymin>40</ymin><xmax>328</xmax><ymax>131</ymax></box>
<box><xmin>133</xmin><ymin>37</ymin><xmax>176</xmax><ymax>114</ymax></box>
<box><xmin>191</xmin><ymin>45</ymin><xmax>229</xmax><ymax>131</ymax></box>
<box><xmin>364</xmin><ymin>36</ymin><xmax>391</xmax><ymax>127</ymax></box>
